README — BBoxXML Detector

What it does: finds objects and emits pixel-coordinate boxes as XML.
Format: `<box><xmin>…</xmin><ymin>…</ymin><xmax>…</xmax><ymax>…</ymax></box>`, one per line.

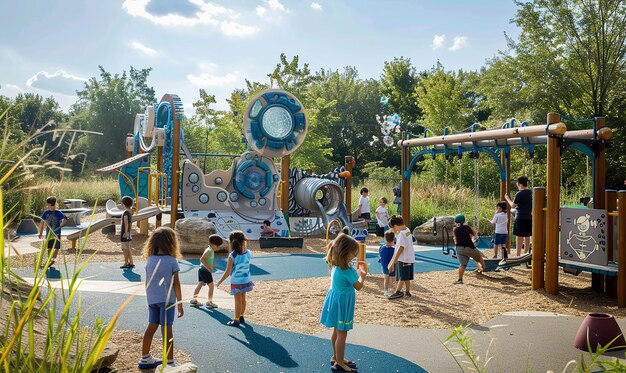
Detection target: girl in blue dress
<box><xmin>320</xmin><ymin>233</ymin><xmax>367</xmax><ymax>372</ymax></box>
<box><xmin>217</xmin><ymin>230</ymin><xmax>254</xmax><ymax>327</ymax></box>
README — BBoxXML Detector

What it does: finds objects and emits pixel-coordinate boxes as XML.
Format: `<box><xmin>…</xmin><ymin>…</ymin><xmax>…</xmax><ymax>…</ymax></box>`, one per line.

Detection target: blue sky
<box><xmin>0</xmin><ymin>0</ymin><xmax>521</xmax><ymax>114</ymax></box>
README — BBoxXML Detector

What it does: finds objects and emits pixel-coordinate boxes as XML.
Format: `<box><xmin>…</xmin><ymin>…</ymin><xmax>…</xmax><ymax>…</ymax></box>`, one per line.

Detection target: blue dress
<box><xmin>320</xmin><ymin>266</ymin><xmax>359</xmax><ymax>331</ymax></box>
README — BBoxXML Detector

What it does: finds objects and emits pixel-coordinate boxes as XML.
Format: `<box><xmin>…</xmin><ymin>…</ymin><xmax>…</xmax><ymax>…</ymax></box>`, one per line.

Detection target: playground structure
<box><xmin>398</xmin><ymin>113</ymin><xmax>626</xmax><ymax>307</ymax></box>
<box><xmin>75</xmin><ymin>89</ymin><xmax>352</xmax><ymax>241</ymax></box>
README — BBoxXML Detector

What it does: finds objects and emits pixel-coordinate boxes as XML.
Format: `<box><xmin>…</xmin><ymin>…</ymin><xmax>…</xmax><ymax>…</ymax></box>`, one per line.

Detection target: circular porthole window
<box><xmin>215</xmin><ymin>177</ymin><xmax>223</xmax><ymax>185</ymax></box>
<box><xmin>229</xmin><ymin>192</ymin><xmax>239</xmax><ymax>202</ymax></box>
<box><xmin>250</xmin><ymin>201</ymin><xmax>257</xmax><ymax>208</ymax></box>
<box><xmin>188</xmin><ymin>173</ymin><xmax>199</xmax><ymax>183</ymax></box>
<box><xmin>262</xmin><ymin>106</ymin><xmax>293</xmax><ymax>139</ymax></box>
<box><xmin>192</xmin><ymin>185</ymin><xmax>199</xmax><ymax>193</ymax></box>
<box><xmin>199</xmin><ymin>193</ymin><xmax>209</xmax><ymax>204</ymax></box>
<box><xmin>258</xmin><ymin>198</ymin><xmax>266</xmax><ymax>206</ymax></box>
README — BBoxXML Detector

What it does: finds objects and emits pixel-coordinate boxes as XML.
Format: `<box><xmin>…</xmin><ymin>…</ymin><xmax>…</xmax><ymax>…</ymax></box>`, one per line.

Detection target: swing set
<box><xmin>399</xmin><ymin>113</ymin><xmax>625</xmax><ymax>306</ymax></box>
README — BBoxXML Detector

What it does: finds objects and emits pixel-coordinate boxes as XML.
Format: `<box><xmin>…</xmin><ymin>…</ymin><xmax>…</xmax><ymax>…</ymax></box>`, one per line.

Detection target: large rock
<box><xmin>413</xmin><ymin>216</ymin><xmax>456</xmax><ymax>244</ymax></box>
<box><xmin>174</xmin><ymin>218</ymin><xmax>217</xmax><ymax>254</ymax></box>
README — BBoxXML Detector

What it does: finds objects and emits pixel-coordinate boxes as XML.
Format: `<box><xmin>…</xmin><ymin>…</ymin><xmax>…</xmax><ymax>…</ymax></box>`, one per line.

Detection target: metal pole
<box><xmin>618</xmin><ymin>190</ymin><xmax>626</xmax><ymax>308</ymax></box>
<box><xmin>545</xmin><ymin>113</ymin><xmax>561</xmax><ymax>295</ymax></box>
<box><xmin>401</xmin><ymin>132</ymin><xmax>411</xmax><ymax>225</ymax></box>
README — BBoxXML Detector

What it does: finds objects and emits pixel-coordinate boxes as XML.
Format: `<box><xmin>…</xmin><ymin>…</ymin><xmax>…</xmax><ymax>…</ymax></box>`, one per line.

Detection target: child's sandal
<box><xmin>330</xmin><ymin>359</ymin><xmax>357</xmax><ymax>368</ymax></box>
<box><xmin>226</xmin><ymin>320</ymin><xmax>240</xmax><ymax>327</ymax></box>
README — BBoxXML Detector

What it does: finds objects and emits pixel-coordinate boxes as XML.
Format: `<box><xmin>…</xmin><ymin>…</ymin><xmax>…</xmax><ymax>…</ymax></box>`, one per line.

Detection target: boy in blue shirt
<box><xmin>38</xmin><ymin>196</ymin><xmax>68</xmax><ymax>267</ymax></box>
<box><xmin>379</xmin><ymin>230</ymin><xmax>395</xmax><ymax>297</ymax></box>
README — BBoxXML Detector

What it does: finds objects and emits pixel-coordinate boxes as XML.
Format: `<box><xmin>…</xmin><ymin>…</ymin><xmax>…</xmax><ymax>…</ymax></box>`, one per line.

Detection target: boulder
<box><xmin>158</xmin><ymin>362</ymin><xmax>198</xmax><ymax>372</ymax></box>
<box><xmin>412</xmin><ymin>216</ymin><xmax>456</xmax><ymax>244</ymax></box>
<box><xmin>174</xmin><ymin>218</ymin><xmax>217</xmax><ymax>254</ymax></box>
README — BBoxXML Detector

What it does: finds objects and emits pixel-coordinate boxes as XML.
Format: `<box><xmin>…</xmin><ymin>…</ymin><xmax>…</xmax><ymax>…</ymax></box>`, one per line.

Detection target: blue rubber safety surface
<box><xmin>64</xmin><ymin>291</ymin><xmax>427</xmax><ymax>372</ymax></box>
<box><xmin>19</xmin><ymin>249</ymin><xmax>472</xmax><ymax>284</ymax></box>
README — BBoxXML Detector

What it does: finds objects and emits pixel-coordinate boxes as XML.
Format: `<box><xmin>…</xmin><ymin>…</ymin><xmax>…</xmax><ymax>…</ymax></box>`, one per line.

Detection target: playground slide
<box><xmin>67</xmin><ymin>206</ymin><xmax>162</xmax><ymax>242</ymax></box>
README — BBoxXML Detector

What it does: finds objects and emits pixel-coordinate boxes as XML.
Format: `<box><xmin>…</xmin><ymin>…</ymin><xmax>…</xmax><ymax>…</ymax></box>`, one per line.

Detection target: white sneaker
<box><xmin>383</xmin><ymin>291</ymin><xmax>390</xmax><ymax>297</ymax></box>
<box><xmin>138</xmin><ymin>354</ymin><xmax>162</xmax><ymax>369</ymax></box>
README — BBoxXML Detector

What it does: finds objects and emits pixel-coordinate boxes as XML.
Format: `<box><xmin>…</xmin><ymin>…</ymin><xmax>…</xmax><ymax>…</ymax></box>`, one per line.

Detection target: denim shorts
<box><xmin>148</xmin><ymin>302</ymin><xmax>175</xmax><ymax>326</ymax></box>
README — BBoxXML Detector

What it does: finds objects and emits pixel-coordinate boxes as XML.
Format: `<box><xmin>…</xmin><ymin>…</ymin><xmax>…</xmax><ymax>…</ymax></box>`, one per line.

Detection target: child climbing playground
<box><xmin>387</xmin><ymin>215</ymin><xmax>415</xmax><ymax>300</ymax></box>
<box><xmin>452</xmin><ymin>214</ymin><xmax>487</xmax><ymax>285</ymax></box>
<box><xmin>505</xmin><ymin>176</ymin><xmax>533</xmax><ymax>256</ymax></box>
<box><xmin>191</xmin><ymin>234</ymin><xmax>223</xmax><ymax>308</ymax></box>
<box><xmin>320</xmin><ymin>233</ymin><xmax>367</xmax><ymax>372</ymax></box>
<box><xmin>216</xmin><ymin>230</ymin><xmax>254</xmax><ymax>327</ymax></box>
<box><xmin>120</xmin><ymin>196</ymin><xmax>134</xmax><ymax>269</ymax></box>
<box><xmin>379</xmin><ymin>230</ymin><xmax>395</xmax><ymax>297</ymax></box>
<box><xmin>139</xmin><ymin>227</ymin><xmax>184</xmax><ymax>369</ymax></box>
<box><xmin>38</xmin><ymin>196</ymin><xmax>68</xmax><ymax>268</ymax></box>
<box><xmin>490</xmin><ymin>201</ymin><xmax>509</xmax><ymax>258</ymax></box>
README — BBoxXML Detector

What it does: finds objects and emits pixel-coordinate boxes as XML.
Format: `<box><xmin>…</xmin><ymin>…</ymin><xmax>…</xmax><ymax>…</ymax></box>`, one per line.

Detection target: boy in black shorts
<box><xmin>387</xmin><ymin>215</ymin><xmax>415</xmax><ymax>300</ymax></box>
<box><xmin>452</xmin><ymin>214</ymin><xmax>487</xmax><ymax>284</ymax></box>
<box><xmin>38</xmin><ymin>196</ymin><xmax>68</xmax><ymax>267</ymax></box>
<box><xmin>191</xmin><ymin>234</ymin><xmax>223</xmax><ymax>308</ymax></box>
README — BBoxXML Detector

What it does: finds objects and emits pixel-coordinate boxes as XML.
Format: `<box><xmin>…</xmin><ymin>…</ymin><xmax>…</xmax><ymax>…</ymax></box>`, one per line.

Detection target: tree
<box><xmin>268</xmin><ymin>53</ymin><xmax>318</xmax><ymax>104</ymax></box>
<box><xmin>72</xmin><ymin>66</ymin><xmax>156</xmax><ymax>165</ymax></box>
<box><xmin>480</xmin><ymin>0</ymin><xmax>626</xmax><ymax>188</ymax></box>
<box><xmin>380</xmin><ymin>57</ymin><xmax>422</xmax><ymax>126</ymax></box>
<box><xmin>415</xmin><ymin>64</ymin><xmax>474</xmax><ymax>133</ymax></box>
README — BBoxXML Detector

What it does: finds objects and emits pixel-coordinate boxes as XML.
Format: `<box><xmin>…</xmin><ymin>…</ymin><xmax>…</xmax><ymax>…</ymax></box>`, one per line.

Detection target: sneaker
<box><xmin>190</xmin><ymin>299</ymin><xmax>200</xmax><ymax>306</ymax></box>
<box><xmin>453</xmin><ymin>279</ymin><xmax>464</xmax><ymax>285</ymax></box>
<box><xmin>205</xmin><ymin>301</ymin><xmax>218</xmax><ymax>309</ymax></box>
<box><xmin>129</xmin><ymin>264</ymin><xmax>136</xmax><ymax>268</ymax></box>
<box><xmin>138</xmin><ymin>354</ymin><xmax>162</xmax><ymax>369</ymax></box>
<box><xmin>388</xmin><ymin>291</ymin><xmax>404</xmax><ymax>300</ymax></box>
<box><xmin>239</xmin><ymin>316</ymin><xmax>245</xmax><ymax>324</ymax></box>
<box><xmin>404</xmin><ymin>292</ymin><xmax>412</xmax><ymax>297</ymax></box>
<box><xmin>120</xmin><ymin>264</ymin><xmax>130</xmax><ymax>269</ymax></box>
<box><xmin>227</xmin><ymin>319</ymin><xmax>240</xmax><ymax>327</ymax></box>
<box><xmin>383</xmin><ymin>291</ymin><xmax>390</xmax><ymax>297</ymax></box>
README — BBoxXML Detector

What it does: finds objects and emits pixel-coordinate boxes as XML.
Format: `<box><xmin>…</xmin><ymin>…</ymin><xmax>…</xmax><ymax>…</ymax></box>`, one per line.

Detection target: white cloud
<box><xmin>187</xmin><ymin>62</ymin><xmax>239</xmax><ymax>87</ymax></box>
<box><xmin>432</xmin><ymin>34</ymin><xmax>445</xmax><ymax>50</ymax></box>
<box><xmin>187</xmin><ymin>72</ymin><xmax>238</xmax><ymax>87</ymax></box>
<box><xmin>266</xmin><ymin>0</ymin><xmax>289</xmax><ymax>13</ymax></box>
<box><xmin>220</xmin><ymin>20</ymin><xmax>259</xmax><ymax>37</ymax></box>
<box><xmin>256</xmin><ymin>6</ymin><xmax>266</xmax><ymax>16</ymax></box>
<box><xmin>5</xmin><ymin>84</ymin><xmax>22</xmax><ymax>91</ymax></box>
<box><xmin>448</xmin><ymin>36</ymin><xmax>469</xmax><ymax>51</ymax></box>
<box><xmin>122</xmin><ymin>0</ymin><xmax>233</xmax><ymax>26</ymax></box>
<box><xmin>311</xmin><ymin>2</ymin><xmax>322</xmax><ymax>10</ymax></box>
<box><xmin>26</xmin><ymin>70</ymin><xmax>87</xmax><ymax>96</ymax></box>
<box><xmin>130</xmin><ymin>41</ymin><xmax>157</xmax><ymax>56</ymax></box>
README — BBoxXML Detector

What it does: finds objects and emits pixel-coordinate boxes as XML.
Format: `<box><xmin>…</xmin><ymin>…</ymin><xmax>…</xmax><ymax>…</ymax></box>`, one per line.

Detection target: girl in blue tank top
<box><xmin>217</xmin><ymin>230</ymin><xmax>254</xmax><ymax>327</ymax></box>
<box><xmin>320</xmin><ymin>233</ymin><xmax>367</xmax><ymax>372</ymax></box>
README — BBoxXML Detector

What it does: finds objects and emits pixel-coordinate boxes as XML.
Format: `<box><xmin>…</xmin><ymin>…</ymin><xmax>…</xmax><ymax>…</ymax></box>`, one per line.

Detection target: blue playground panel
<box><xmin>62</xmin><ymin>291</ymin><xmax>427</xmax><ymax>372</ymax></box>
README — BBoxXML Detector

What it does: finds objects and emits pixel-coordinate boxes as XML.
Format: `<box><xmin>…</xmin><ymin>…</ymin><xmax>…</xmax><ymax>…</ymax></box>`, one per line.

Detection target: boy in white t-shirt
<box><xmin>358</xmin><ymin>187</ymin><xmax>371</xmax><ymax>223</ymax></box>
<box><xmin>387</xmin><ymin>215</ymin><xmax>415</xmax><ymax>300</ymax></box>
<box><xmin>490</xmin><ymin>201</ymin><xmax>509</xmax><ymax>258</ymax></box>
<box><xmin>375</xmin><ymin>197</ymin><xmax>389</xmax><ymax>237</ymax></box>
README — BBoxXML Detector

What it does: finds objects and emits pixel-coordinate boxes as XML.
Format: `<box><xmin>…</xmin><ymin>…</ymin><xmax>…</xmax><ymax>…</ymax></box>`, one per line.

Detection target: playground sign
<box><xmin>560</xmin><ymin>207</ymin><xmax>608</xmax><ymax>266</ymax></box>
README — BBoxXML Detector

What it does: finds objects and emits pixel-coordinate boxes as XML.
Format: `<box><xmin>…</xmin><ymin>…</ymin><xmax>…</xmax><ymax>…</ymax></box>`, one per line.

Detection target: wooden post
<box><xmin>280</xmin><ymin>155</ymin><xmax>290</xmax><ymax>213</ymax></box>
<box><xmin>358</xmin><ymin>242</ymin><xmax>367</xmax><ymax>272</ymax></box>
<box><xmin>345</xmin><ymin>156</ymin><xmax>355</xmax><ymax>218</ymax></box>
<box><xmin>606</xmin><ymin>190</ymin><xmax>617</xmax><ymax>297</ymax></box>
<box><xmin>501</xmin><ymin>149</ymin><xmax>511</xmax><ymax>254</ymax></box>
<box><xmin>401</xmin><ymin>133</ymin><xmax>411</xmax><ymax>226</ymax></box>
<box><xmin>592</xmin><ymin>117</ymin><xmax>607</xmax><ymax>292</ymax></box>
<box><xmin>618</xmin><ymin>190</ymin><xmax>626</xmax><ymax>308</ymax></box>
<box><xmin>545</xmin><ymin>113</ymin><xmax>562</xmax><ymax>295</ymax></box>
<box><xmin>531</xmin><ymin>187</ymin><xmax>546</xmax><ymax>290</ymax></box>
<box><xmin>594</xmin><ymin>118</ymin><xmax>606</xmax><ymax>209</ymax></box>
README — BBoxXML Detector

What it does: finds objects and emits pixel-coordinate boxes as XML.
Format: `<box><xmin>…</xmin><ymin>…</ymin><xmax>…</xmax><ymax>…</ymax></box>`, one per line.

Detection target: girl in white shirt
<box><xmin>490</xmin><ymin>201</ymin><xmax>509</xmax><ymax>258</ymax></box>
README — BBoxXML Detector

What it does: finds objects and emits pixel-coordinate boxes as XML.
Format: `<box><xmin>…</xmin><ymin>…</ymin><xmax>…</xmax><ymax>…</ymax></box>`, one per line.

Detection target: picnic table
<box><xmin>63</xmin><ymin>199</ymin><xmax>86</xmax><ymax>209</ymax></box>
<box><xmin>60</xmin><ymin>207</ymin><xmax>90</xmax><ymax>227</ymax></box>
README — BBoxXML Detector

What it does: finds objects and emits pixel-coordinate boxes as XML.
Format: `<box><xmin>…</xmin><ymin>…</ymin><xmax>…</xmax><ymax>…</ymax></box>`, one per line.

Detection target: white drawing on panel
<box><xmin>566</xmin><ymin>214</ymin><xmax>599</xmax><ymax>261</ymax></box>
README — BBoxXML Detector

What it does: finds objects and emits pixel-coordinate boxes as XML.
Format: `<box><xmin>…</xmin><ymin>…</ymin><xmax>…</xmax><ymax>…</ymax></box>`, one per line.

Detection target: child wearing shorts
<box><xmin>191</xmin><ymin>234</ymin><xmax>223</xmax><ymax>308</ymax></box>
<box><xmin>379</xmin><ymin>230</ymin><xmax>395</xmax><ymax>297</ymax></box>
<box><xmin>453</xmin><ymin>214</ymin><xmax>487</xmax><ymax>285</ymax></box>
<box><xmin>491</xmin><ymin>201</ymin><xmax>509</xmax><ymax>258</ymax></box>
